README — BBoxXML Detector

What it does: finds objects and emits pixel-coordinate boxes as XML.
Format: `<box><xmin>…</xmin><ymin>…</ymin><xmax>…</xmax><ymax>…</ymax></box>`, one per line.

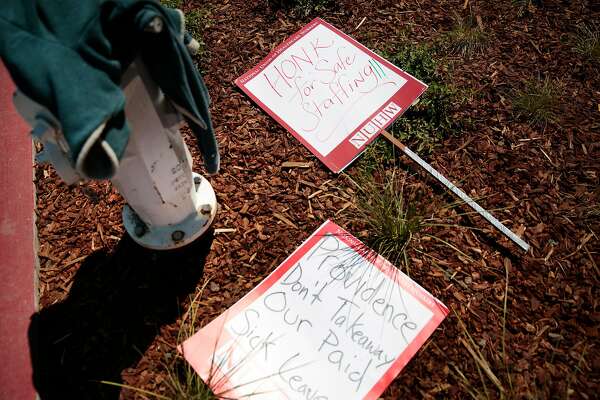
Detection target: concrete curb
<box><xmin>0</xmin><ymin>61</ymin><xmax>38</xmax><ymax>399</ymax></box>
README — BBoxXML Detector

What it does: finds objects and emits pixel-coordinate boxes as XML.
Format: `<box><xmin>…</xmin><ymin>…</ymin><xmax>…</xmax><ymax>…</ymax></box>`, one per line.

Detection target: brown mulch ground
<box><xmin>32</xmin><ymin>0</ymin><xmax>599</xmax><ymax>399</ymax></box>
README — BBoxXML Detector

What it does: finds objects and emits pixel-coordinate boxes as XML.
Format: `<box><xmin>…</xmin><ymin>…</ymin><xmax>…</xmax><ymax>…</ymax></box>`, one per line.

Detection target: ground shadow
<box><xmin>29</xmin><ymin>231</ymin><xmax>214</xmax><ymax>400</ymax></box>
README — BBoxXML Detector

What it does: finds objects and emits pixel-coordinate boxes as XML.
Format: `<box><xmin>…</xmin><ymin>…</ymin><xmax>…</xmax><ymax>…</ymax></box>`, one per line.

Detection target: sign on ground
<box><xmin>235</xmin><ymin>18</ymin><xmax>427</xmax><ymax>172</ymax></box>
<box><xmin>182</xmin><ymin>220</ymin><xmax>447</xmax><ymax>400</ymax></box>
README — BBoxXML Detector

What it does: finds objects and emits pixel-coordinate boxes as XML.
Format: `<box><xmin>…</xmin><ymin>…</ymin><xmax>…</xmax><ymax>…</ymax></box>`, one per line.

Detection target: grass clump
<box><xmin>162</xmin><ymin>290</ymin><xmax>215</xmax><ymax>400</ymax></box>
<box><xmin>445</xmin><ymin>13</ymin><xmax>489</xmax><ymax>56</ymax></box>
<box><xmin>102</xmin><ymin>288</ymin><xmax>215</xmax><ymax>399</ymax></box>
<box><xmin>354</xmin><ymin>169</ymin><xmax>425</xmax><ymax>269</ymax></box>
<box><xmin>511</xmin><ymin>0</ymin><xmax>542</xmax><ymax>17</ymax></box>
<box><xmin>269</xmin><ymin>0</ymin><xmax>331</xmax><ymax>17</ymax></box>
<box><xmin>512</xmin><ymin>77</ymin><xmax>560</xmax><ymax>126</ymax></box>
<box><xmin>385</xmin><ymin>44</ymin><xmax>461</xmax><ymax>154</ymax></box>
<box><xmin>572</xmin><ymin>23</ymin><xmax>600</xmax><ymax>63</ymax></box>
<box><xmin>162</xmin><ymin>359</ymin><xmax>215</xmax><ymax>400</ymax></box>
<box><xmin>355</xmin><ymin>135</ymin><xmax>398</xmax><ymax>174</ymax></box>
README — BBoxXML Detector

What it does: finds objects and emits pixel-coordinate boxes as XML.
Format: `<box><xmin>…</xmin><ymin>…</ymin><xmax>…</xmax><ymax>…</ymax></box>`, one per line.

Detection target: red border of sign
<box><xmin>235</xmin><ymin>18</ymin><xmax>427</xmax><ymax>173</ymax></box>
<box><xmin>182</xmin><ymin>220</ymin><xmax>448</xmax><ymax>400</ymax></box>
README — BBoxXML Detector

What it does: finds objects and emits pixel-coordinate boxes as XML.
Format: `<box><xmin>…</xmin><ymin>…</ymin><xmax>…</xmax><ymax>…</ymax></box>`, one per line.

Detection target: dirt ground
<box><xmin>32</xmin><ymin>0</ymin><xmax>599</xmax><ymax>399</ymax></box>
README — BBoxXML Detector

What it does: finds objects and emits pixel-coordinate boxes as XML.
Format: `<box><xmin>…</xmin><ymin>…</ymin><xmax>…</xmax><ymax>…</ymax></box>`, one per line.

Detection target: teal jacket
<box><xmin>0</xmin><ymin>0</ymin><xmax>219</xmax><ymax>178</ymax></box>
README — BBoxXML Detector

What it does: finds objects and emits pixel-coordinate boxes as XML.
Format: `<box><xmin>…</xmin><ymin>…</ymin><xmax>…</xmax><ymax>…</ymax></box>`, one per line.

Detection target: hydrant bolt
<box><xmin>171</xmin><ymin>230</ymin><xmax>185</xmax><ymax>242</ymax></box>
<box><xmin>134</xmin><ymin>224</ymin><xmax>146</xmax><ymax>237</ymax></box>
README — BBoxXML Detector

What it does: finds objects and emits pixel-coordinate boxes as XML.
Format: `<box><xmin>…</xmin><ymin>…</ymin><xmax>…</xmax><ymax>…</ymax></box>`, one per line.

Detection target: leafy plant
<box><xmin>445</xmin><ymin>13</ymin><xmax>489</xmax><ymax>56</ymax></box>
<box><xmin>269</xmin><ymin>0</ymin><xmax>331</xmax><ymax>17</ymax></box>
<box><xmin>185</xmin><ymin>8</ymin><xmax>211</xmax><ymax>43</ymax></box>
<box><xmin>512</xmin><ymin>77</ymin><xmax>560</xmax><ymax>126</ymax></box>
<box><xmin>185</xmin><ymin>8</ymin><xmax>211</xmax><ymax>63</ymax></box>
<box><xmin>387</xmin><ymin>44</ymin><xmax>438</xmax><ymax>83</ymax></box>
<box><xmin>160</xmin><ymin>0</ymin><xmax>183</xmax><ymax>9</ymax></box>
<box><xmin>385</xmin><ymin>44</ymin><xmax>461</xmax><ymax>154</ymax></box>
<box><xmin>572</xmin><ymin>22</ymin><xmax>600</xmax><ymax>63</ymax></box>
<box><xmin>353</xmin><ymin>169</ymin><xmax>425</xmax><ymax>269</ymax></box>
<box><xmin>160</xmin><ymin>0</ymin><xmax>210</xmax><ymax>61</ymax></box>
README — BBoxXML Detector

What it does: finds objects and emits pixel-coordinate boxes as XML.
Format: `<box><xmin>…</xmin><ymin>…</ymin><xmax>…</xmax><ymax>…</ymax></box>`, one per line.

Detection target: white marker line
<box><xmin>381</xmin><ymin>130</ymin><xmax>529</xmax><ymax>252</ymax></box>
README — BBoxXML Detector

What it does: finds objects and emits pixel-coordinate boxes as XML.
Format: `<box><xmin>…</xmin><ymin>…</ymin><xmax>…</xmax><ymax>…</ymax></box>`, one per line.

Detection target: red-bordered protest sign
<box><xmin>235</xmin><ymin>18</ymin><xmax>427</xmax><ymax>173</ymax></box>
<box><xmin>182</xmin><ymin>220</ymin><xmax>448</xmax><ymax>400</ymax></box>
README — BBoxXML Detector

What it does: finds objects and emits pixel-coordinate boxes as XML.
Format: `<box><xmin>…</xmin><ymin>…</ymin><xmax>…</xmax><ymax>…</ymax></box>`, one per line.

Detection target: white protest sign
<box><xmin>235</xmin><ymin>18</ymin><xmax>427</xmax><ymax>173</ymax></box>
<box><xmin>182</xmin><ymin>220</ymin><xmax>448</xmax><ymax>400</ymax></box>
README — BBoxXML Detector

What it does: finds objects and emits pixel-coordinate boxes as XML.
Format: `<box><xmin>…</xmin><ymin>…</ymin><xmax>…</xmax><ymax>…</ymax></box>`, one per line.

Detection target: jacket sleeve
<box><xmin>0</xmin><ymin>7</ymin><xmax>130</xmax><ymax>180</ymax></box>
<box><xmin>135</xmin><ymin>4</ymin><xmax>220</xmax><ymax>174</ymax></box>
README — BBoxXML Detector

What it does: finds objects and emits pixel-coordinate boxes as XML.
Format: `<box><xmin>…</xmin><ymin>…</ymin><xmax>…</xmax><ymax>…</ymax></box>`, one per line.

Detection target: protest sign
<box><xmin>182</xmin><ymin>220</ymin><xmax>448</xmax><ymax>400</ymax></box>
<box><xmin>235</xmin><ymin>18</ymin><xmax>427</xmax><ymax>172</ymax></box>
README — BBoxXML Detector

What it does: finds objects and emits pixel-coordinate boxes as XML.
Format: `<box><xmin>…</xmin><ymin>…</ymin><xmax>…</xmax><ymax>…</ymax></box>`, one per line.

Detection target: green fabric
<box><xmin>0</xmin><ymin>0</ymin><xmax>219</xmax><ymax>178</ymax></box>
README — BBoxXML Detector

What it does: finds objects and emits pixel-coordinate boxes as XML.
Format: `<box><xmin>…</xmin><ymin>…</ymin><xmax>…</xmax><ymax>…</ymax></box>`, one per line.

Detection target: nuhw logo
<box><xmin>349</xmin><ymin>102</ymin><xmax>402</xmax><ymax>149</ymax></box>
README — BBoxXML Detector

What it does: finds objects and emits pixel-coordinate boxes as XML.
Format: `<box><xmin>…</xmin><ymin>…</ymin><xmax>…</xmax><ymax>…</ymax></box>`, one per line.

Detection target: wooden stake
<box><xmin>380</xmin><ymin>130</ymin><xmax>530</xmax><ymax>252</ymax></box>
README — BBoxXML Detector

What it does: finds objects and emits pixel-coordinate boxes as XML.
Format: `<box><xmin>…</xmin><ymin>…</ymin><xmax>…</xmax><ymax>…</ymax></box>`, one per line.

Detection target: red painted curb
<box><xmin>0</xmin><ymin>61</ymin><xmax>37</xmax><ymax>399</ymax></box>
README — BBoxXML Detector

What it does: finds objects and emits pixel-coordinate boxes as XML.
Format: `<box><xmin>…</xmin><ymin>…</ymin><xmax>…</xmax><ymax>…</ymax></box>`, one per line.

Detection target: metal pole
<box><xmin>380</xmin><ymin>130</ymin><xmax>530</xmax><ymax>252</ymax></box>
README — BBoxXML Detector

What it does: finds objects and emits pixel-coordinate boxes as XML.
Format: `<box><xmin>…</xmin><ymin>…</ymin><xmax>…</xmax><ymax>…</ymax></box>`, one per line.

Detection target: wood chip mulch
<box><xmin>32</xmin><ymin>0</ymin><xmax>599</xmax><ymax>399</ymax></box>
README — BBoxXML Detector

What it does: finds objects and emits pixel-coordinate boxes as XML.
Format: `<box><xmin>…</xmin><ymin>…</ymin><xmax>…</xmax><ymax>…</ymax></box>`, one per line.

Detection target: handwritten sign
<box><xmin>236</xmin><ymin>18</ymin><xmax>427</xmax><ymax>172</ymax></box>
<box><xmin>182</xmin><ymin>221</ymin><xmax>447</xmax><ymax>400</ymax></box>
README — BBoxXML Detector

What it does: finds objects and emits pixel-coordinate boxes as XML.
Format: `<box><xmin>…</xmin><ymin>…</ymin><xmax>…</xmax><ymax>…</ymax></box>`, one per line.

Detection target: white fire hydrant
<box><xmin>14</xmin><ymin>59</ymin><xmax>217</xmax><ymax>250</ymax></box>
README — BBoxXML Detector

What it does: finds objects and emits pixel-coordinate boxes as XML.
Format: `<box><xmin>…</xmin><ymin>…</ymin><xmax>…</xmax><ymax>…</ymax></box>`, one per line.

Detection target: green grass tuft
<box><xmin>512</xmin><ymin>77</ymin><xmax>560</xmax><ymax>126</ymax></box>
<box><xmin>355</xmin><ymin>136</ymin><xmax>397</xmax><ymax>174</ymax></box>
<box><xmin>163</xmin><ymin>287</ymin><xmax>215</xmax><ymax>400</ymax></box>
<box><xmin>163</xmin><ymin>358</ymin><xmax>215</xmax><ymax>400</ymax></box>
<box><xmin>511</xmin><ymin>0</ymin><xmax>542</xmax><ymax>17</ymax></box>
<box><xmin>445</xmin><ymin>13</ymin><xmax>489</xmax><ymax>56</ymax></box>
<box><xmin>354</xmin><ymin>169</ymin><xmax>424</xmax><ymax>269</ymax></box>
<box><xmin>572</xmin><ymin>23</ymin><xmax>600</xmax><ymax>63</ymax></box>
